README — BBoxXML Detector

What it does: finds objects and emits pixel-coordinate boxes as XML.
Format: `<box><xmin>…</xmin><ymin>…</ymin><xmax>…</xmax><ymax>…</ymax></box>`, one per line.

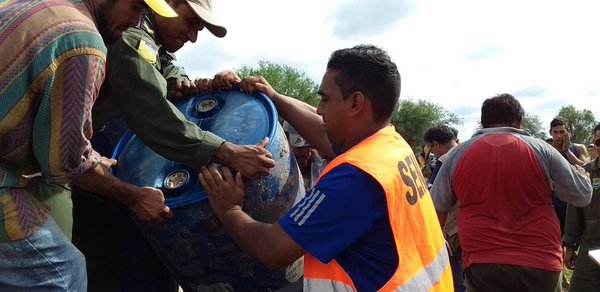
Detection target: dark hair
<box><xmin>550</xmin><ymin>117</ymin><xmax>569</xmax><ymax>129</ymax></box>
<box><xmin>480</xmin><ymin>93</ymin><xmax>524</xmax><ymax>128</ymax></box>
<box><xmin>594</xmin><ymin>122</ymin><xmax>600</xmax><ymax>136</ymax></box>
<box><xmin>423</xmin><ymin>124</ymin><xmax>458</xmax><ymax>144</ymax></box>
<box><xmin>327</xmin><ymin>44</ymin><xmax>401</xmax><ymax>123</ymax></box>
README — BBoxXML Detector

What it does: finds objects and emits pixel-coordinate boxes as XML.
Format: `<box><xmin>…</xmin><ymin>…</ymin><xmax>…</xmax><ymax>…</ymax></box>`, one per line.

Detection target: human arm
<box><xmin>200</xmin><ymin>164</ymin><xmax>389</xmax><ymax>269</ymax></box>
<box><xmin>430</xmin><ymin>158</ymin><xmax>458</xmax><ymax>213</ymax></box>
<box><xmin>34</xmin><ymin>53</ymin><xmax>170</xmax><ymax>223</ymax></box>
<box><xmin>547</xmin><ymin>145</ymin><xmax>592</xmax><ymax>207</ymax></box>
<box><xmin>105</xmin><ymin>34</ymin><xmax>274</xmax><ymax>177</ymax></box>
<box><xmin>161</xmin><ymin>51</ymin><xmax>198</xmax><ymax>100</ymax></box>
<box><xmin>194</xmin><ymin>70</ymin><xmax>241</xmax><ymax>92</ymax></box>
<box><xmin>563</xmin><ymin>246</ymin><xmax>577</xmax><ymax>270</ymax></box>
<box><xmin>239</xmin><ymin>76</ymin><xmax>336</xmax><ymax>160</ymax></box>
<box><xmin>199</xmin><ymin>165</ymin><xmax>304</xmax><ymax>269</ymax></box>
<box><xmin>561</xmin><ymin>133</ymin><xmax>589</xmax><ymax>166</ymax></box>
<box><xmin>72</xmin><ymin>160</ymin><xmax>172</xmax><ymax>223</ymax></box>
<box><xmin>211</xmin><ymin>138</ymin><xmax>275</xmax><ymax>180</ymax></box>
<box><xmin>562</xmin><ymin>203</ymin><xmax>584</xmax><ymax>269</ymax></box>
<box><xmin>436</xmin><ymin>211</ymin><xmax>448</xmax><ymax>232</ymax></box>
<box><xmin>428</xmin><ymin>160</ymin><xmax>450</xmax><ymax>229</ymax></box>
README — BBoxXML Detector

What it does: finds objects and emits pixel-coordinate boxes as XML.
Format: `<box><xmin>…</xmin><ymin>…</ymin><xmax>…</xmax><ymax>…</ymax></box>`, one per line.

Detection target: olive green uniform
<box><xmin>73</xmin><ymin>10</ymin><xmax>223</xmax><ymax>292</ymax></box>
<box><xmin>563</xmin><ymin>158</ymin><xmax>600</xmax><ymax>292</ymax></box>
<box><xmin>92</xmin><ymin>11</ymin><xmax>224</xmax><ymax>169</ymax></box>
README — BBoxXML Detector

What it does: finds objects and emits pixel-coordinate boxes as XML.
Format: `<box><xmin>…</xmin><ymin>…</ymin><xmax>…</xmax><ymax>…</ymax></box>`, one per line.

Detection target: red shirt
<box><xmin>431</xmin><ymin>127</ymin><xmax>592</xmax><ymax>272</ymax></box>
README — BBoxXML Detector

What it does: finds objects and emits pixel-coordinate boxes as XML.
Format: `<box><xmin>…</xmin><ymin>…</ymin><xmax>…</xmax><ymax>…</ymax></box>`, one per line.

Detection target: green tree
<box><xmin>523</xmin><ymin>112</ymin><xmax>547</xmax><ymax>140</ymax></box>
<box><xmin>236</xmin><ymin>60</ymin><xmax>320</xmax><ymax>106</ymax></box>
<box><xmin>392</xmin><ymin>99</ymin><xmax>462</xmax><ymax>152</ymax></box>
<box><xmin>556</xmin><ymin>105</ymin><xmax>597</xmax><ymax>144</ymax></box>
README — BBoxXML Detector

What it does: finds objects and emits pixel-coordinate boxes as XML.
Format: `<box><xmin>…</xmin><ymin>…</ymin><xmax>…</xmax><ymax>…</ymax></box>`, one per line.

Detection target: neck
<box><xmin>340</xmin><ymin>122</ymin><xmax>388</xmax><ymax>153</ymax></box>
<box><xmin>83</xmin><ymin>0</ymin><xmax>98</xmax><ymax>24</ymax></box>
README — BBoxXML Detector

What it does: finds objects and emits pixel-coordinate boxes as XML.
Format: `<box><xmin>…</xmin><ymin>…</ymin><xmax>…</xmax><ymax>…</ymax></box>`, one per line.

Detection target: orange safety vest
<box><xmin>303</xmin><ymin>125</ymin><xmax>453</xmax><ymax>291</ymax></box>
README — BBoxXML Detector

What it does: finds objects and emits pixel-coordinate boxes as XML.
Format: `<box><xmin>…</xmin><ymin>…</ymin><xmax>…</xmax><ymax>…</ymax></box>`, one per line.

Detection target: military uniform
<box><xmin>92</xmin><ymin>10</ymin><xmax>224</xmax><ymax>168</ymax></box>
<box><xmin>73</xmin><ymin>10</ymin><xmax>223</xmax><ymax>292</ymax></box>
<box><xmin>563</xmin><ymin>158</ymin><xmax>600</xmax><ymax>292</ymax></box>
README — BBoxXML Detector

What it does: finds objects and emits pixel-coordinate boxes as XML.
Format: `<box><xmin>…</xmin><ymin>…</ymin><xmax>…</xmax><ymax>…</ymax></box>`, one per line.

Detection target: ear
<box><xmin>515</xmin><ymin>119</ymin><xmax>523</xmax><ymax>129</ymax></box>
<box><xmin>347</xmin><ymin>91</ymin><xmax>366</xmax><ymax>116</ymax></box>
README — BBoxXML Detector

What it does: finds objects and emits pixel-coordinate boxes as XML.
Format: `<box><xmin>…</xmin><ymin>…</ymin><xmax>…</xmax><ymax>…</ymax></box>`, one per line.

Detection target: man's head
<box><xmin>91</xmin><ymin>0</ymin><xmax>176</xmax><ymax>43</ymax></box>
<box><xmin>591</xmin><ymin>122</ymin><xmax>600</xmax><ymax>160</ymax></box>
<box><xmin>423</xmin><ymin>124</ymin><xmax>459</xmax><ymax>158</ymax></box>
<box><xmin>480</xmin><ymin>93</ymin><xmax>524</xmax><ymax>129</ymax></box>
<box><xmin>154</xmin><ymin>0</ymin><xmax>226</xmax><ymax>52</ymax></box>
<box><xmin>317</xmin><ymin>44</ymin><xmax>401</xmax><ymax>151</ymax></box>
<box><xmin>283</xmin><ymin>121</ymin><xmax>313</xmax><ymax>171</ymax></box>
<box><xmin>549</xmin><ymin>117</ymin><xmax>570</xmax><ymax>145</ymax></box>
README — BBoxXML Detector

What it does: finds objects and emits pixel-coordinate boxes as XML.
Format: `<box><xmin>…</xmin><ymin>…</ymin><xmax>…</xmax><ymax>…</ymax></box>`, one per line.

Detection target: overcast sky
<box><xmin>175</xmin><ymin>0</ymin><xmax>600</xmax><ymax>142</ymax></box>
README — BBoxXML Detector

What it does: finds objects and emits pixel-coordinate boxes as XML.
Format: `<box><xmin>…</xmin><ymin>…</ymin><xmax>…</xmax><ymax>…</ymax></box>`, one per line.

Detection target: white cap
<box><xmin>283</xmin><ymin>121</ymin><xmax>309</xmax><ymax>147</ymax></box>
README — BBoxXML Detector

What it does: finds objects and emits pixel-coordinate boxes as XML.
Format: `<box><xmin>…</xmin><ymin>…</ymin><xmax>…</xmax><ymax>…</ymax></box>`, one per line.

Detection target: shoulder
<box><xmin>319</xmin><ymin>164</ymin><xmax>381</xmax><ymax>191</ymax></box>
<box><xmin>110</xmin><ymin>27</ymin><xmax>159</xmax><ymax>64</ymax></box>
<box><xmin>574</xmin><ymin>143</ymin><xmax>587</xmax><ymax>152</ymax></box>
<box><xmin>13</xmin><ymin>1</ymin><xmax>106</xmax><ymax>57</ymax></box>
<box><xmin>116</xmin><ymin>26</ymin><xmax>157</xmax><ymax>51</ymax></box>
<box><xmin>583</xmin><ymin>159</ymin><xmax>597</xmax><ymax>172</ymax></box>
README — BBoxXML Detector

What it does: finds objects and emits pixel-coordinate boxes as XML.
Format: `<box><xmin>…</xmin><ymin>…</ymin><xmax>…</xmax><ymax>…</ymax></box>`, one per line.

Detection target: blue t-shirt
<box><xmin>279</xmin><ymin>163</ymin><xmax>398</xmax><ymax>291</ymax></box>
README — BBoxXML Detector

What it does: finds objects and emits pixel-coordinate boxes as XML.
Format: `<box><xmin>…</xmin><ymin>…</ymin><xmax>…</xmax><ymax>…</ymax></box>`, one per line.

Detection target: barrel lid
<box><xmin>111</xmin><ymin>88</ymin><xmax>278</xmax><ymax>208</ymax></box>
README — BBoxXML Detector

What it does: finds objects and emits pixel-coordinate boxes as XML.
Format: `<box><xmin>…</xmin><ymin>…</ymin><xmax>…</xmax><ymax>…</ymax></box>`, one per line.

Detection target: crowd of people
<box><xmin>1</xmin><ymin>0</ymin><xmax>598</xmax><ymax>291</ymax></box>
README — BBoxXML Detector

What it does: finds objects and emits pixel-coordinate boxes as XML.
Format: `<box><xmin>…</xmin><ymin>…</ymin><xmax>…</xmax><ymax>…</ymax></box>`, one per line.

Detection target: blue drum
<box><xmin>112</xmin><ymin>88</ymin><xmax>304</xmax><ymax>291</ymax></box>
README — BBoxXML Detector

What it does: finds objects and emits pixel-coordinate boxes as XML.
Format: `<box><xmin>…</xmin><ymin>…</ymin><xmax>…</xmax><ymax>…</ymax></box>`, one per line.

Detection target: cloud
<box><xmin>464</xmin><ymin>46</ymin><xmax>503</xmax><ymax>62</ymax></box>
<box><xmin>513</xmin><ymin>86</ymin><xmax>547</xmax><ymax>98</ymax></box>
<box><xmin>176</xmin><ymin>41</ymin><xmax>236</xmax><ymax>77</ymax></box>
<box><xmin>586</xmin><ymin>90</ymin><xmax>599</xmax><ymax>97</ymax></box>
<box><xmin>328</xmin><ymin>0</ymin><xmax>416</xmax><ymax>39</ymax></box>
<box><xmin>531</xmin><ymin>97</ymin><xmax>567</xmax><ymax>113</ymax></box>
<box><xmin>452</xmin><ymin>105</ymin><xmax>479</xmax><ymax>118</ymax></box>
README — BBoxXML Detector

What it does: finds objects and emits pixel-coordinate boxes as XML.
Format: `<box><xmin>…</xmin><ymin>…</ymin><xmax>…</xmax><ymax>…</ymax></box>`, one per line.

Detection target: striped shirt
<box><xmin>0</xmin><ymin>0</ymin><xmax>106</xmax><ymax>242</ymax></box>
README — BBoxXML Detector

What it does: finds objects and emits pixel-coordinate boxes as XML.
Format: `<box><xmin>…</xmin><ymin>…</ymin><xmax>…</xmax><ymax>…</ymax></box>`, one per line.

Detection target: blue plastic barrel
<box><xmin>112</xmin><ymin>88</ymin><xmax>304</xmax><ymax>291</ymax></box>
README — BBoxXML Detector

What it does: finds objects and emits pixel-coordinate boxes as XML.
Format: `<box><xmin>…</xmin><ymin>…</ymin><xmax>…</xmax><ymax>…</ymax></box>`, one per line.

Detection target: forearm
<box><xmin>565</xmin><ymin>150</ymin><xmax>586</xmax><ymax>166</ymax></box>
<box><xmin>71</xmin><ymin>163</ymin><xmax>139</xmax><ymax>206</ymax></box>
<box><xmin>562</xmin><ymin>204</ymin><xmax>584</xmax><ymax>247</ymax></box>
<box><xmin>109</xmin><ymin>38</ymin><xmax>224</xmax><ymax>167</ymax></box>
<box><xmin>552</xmin><ymin>153</ymin><xmax>592</xmax><ymax>207</ymax></box>
<box><xmin>219</xmin><ymin>208</ymin><xmax>292</xmax><ymax>269</ymax></box>
<box><xmin>35</xmin><ymin>54</ymin><xmax>106</xmax><ymax>184</ymax></box>
<box><xmin>437</xmin><ymin>211</ymin><xmax>448</xmax><ymax>231</ymax></box>
<box><xmin>271</xmin><ymin>92</ymin><xmax>335</xmax><ymax>159</ymax></box>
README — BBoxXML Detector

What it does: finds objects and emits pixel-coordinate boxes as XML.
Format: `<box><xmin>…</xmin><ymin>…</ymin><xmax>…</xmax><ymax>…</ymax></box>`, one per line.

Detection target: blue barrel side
<box><xmin>112</xmin><ymin>88</ymin><xmax>305</xmax><ymax>290</ymax></box>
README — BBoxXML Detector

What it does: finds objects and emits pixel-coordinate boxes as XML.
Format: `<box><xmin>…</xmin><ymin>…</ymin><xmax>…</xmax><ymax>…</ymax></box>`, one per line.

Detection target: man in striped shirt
<box><xmin>0</xmin><ymin>0</ymin><xmax>175</xmax><ymax>290</ymax></box>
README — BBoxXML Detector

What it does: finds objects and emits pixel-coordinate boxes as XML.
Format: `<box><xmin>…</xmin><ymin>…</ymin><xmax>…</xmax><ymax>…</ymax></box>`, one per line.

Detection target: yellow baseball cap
<box><xmin>144</xmin><ymin>0</ymin><xmax>178</xmax><ymax>18</ymax></box>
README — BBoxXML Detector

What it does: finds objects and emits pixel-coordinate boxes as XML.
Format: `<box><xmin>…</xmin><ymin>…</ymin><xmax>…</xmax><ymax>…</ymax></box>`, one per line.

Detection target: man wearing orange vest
<box><xmin>198</xmin><ymin>44</ymin><xmax>453</xmax><ymax>291</ymax></box>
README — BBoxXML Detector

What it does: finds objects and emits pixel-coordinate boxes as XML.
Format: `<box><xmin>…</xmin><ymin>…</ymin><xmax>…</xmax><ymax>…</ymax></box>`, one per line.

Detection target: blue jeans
<box><xmin>450</xmin><ymin>247</ymin><xmax>467</xmax><ymax>292</ymax></box>
<box><xmin>0</xmin><ymin>217</ymin><xmax>87</xmax><ymax>291</ymax></box>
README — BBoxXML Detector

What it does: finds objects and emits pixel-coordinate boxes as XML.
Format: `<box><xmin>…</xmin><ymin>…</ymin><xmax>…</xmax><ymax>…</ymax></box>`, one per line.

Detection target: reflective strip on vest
<box><xmin>394</xmin><ymin>245</ymin><xmax>450</xmax><ymax>292</ymax></box>
<box><xmin>303</xmin><ymin>244</ymin><xmax>450</xmax><ymax>291</ymax></box>
<box><xmin>304</xmin><ymin>278</ymin><xmax>355</xmax><ymax>292</ymax></box>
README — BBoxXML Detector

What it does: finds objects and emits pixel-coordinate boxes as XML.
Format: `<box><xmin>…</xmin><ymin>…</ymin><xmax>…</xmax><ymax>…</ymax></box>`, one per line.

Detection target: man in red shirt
<box><xmin>431</xmin><ymin>93</ymin><xmax>592</xmax><ymax>292</ymax></box>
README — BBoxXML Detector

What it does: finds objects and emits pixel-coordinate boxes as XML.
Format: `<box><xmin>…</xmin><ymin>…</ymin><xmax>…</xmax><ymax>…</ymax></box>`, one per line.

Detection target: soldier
<box><xmin>72</xmin><ymin>1</ymin><xmax>276</xmax><ymax>291</ymax></box>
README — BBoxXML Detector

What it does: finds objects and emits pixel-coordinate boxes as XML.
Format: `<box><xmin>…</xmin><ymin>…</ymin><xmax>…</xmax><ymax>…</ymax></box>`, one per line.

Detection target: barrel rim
<box><xmin>110</xmin><ymin>87</ymin><xmax>279</xmax><ymax>208</ymax></box>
